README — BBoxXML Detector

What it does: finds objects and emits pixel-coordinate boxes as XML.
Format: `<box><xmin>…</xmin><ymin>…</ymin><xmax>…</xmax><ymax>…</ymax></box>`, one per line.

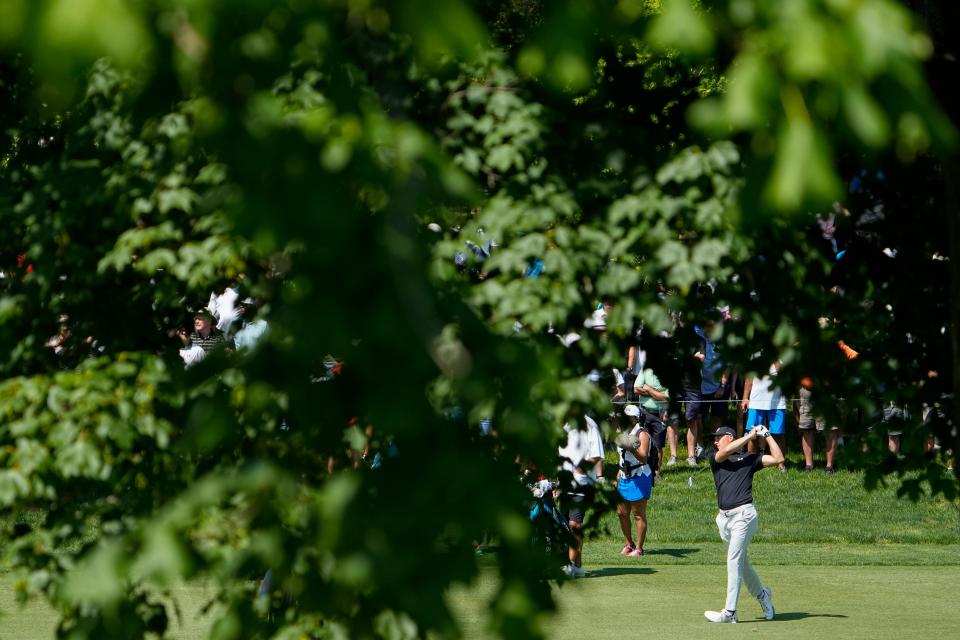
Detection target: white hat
<box><xmin>624</xmin><ymin>404</ymin><xmax>641</xmax><ymax>417</ymax></box>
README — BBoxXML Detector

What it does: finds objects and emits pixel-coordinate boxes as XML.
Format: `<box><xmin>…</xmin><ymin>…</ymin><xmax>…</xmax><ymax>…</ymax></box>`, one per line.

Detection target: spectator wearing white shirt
<box><xmin>741</xmin><ymin>361</ymin><xmax>787</xmax><ymax>470</ymax></box>
<box><xmin>558</xmin><ymin>415</ymin><xmax>604</xmax><ymax>578</ymax></box>
<box><xmin>207</xmin><ymin>281</ymin><xmax>241</xmax><ymax>336</ymax></box>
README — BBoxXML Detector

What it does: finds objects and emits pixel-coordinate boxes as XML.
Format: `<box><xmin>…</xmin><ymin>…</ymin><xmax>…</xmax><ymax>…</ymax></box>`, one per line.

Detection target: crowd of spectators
<box><xmin>176</xmin><ymin>281</ymin><xmax>269</xmax><ymax>367</ymax></box>
<box><xmin>545</xmin><ymin>297</ymin><xmax>953</xmax><ymax>577</ymax></box>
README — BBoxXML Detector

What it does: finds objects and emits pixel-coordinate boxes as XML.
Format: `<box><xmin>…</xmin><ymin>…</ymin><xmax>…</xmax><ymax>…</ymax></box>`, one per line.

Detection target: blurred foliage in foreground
<box><xmin>1</xmin><ymin>1</ymin><xmax>958</xmax><ymax>638</ymax></box>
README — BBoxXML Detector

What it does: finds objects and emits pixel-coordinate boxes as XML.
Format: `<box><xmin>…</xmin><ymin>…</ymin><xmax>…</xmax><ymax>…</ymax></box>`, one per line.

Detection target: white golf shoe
<box><xmin>704</xmin><ymin>609</ymin><xmax>738</xmax><ymax>623</ymax></box>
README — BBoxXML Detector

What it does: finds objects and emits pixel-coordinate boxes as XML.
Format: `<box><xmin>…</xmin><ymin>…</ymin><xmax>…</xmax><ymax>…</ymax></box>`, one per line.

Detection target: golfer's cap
<box><xmin>711</xmin><ymin>426</ymin><xmax>737</xmax><ymax>438</ymax></box>
<box><xmin>624</xmin><ymin>404</ymin><xmax>641</xmax><ymax>418</ymax></box>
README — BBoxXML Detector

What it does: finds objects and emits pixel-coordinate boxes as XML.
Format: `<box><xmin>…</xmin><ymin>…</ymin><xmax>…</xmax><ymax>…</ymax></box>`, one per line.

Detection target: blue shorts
<box><xmin>617</xmin><ymin>473</ymin><xmax>653</xmax><ymax>502</ymax></box>
<box><xmin>745</xmin><ymin>408</ymin><xmax>786</xmax><ymax>435</ymax></box>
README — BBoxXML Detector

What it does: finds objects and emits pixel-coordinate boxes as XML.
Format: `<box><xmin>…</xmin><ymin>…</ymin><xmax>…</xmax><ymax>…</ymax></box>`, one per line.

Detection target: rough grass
<box><xmin>591</xmin><ymin>462</ymin><xmax>960</xmax><ymax>546</ymax></box>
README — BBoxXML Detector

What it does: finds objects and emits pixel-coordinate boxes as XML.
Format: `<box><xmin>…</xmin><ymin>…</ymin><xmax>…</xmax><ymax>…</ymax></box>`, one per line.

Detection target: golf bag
<box><xmin>529</xmin><ymin>483</ymin><xmax>572</xmax><ymax>558</ymax></box>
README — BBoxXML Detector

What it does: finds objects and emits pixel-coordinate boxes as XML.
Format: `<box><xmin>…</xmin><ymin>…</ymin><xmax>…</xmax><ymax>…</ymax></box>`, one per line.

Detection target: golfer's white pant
<box><xmin>716</xmin><ymin>503</ymin><xmax>763</xmax><ymax>612</ymax></box>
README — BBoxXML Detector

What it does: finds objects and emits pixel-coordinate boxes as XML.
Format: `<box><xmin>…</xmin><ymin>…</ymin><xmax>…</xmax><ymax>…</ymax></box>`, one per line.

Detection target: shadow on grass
<box><xmin>588</xmin><ymin>567</ymin><xmax>656</xmax><ymax>577</ymax></box>
<box><xmin>647</xmin><ymin>547</ymin><xmax>699</xmax><ymax>558</ymax></box>
<box><xmin>770</xmin><ymin>612</ymin><xmax>849</xmax><ymax>621</ymax></box>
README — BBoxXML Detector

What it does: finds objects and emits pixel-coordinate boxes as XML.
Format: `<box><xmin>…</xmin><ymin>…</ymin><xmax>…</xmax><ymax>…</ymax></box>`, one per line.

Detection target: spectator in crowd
<box><xmin>664</xmin><ymin>412</ymin><xmax>682</xmax><ymax>467</ymax></box>
<box><xmin>695</xmin><ymin>316</ymin><xmax>731</xmax><ymax>433</ymax></box>
<box><xmin>622</xmin><ymin>328</ymin><xmax>644</xmax><ymax>403</ymax></box>
<box><xmin>558</xmin><ymin>414</ymin><xmax>605</xmax><ymax>578</ymax></box>
<box><xmin>632</xmin><ymin>354</ymin><xmax>671</xmax><ymax>464</ymax></box>
<box><xmin>741</xmin><ymin>360</ymin><xmax>787</xmax><ymax>471</ymax></box>
<box><xmin>179</xmin><ymin>344</ymin><xmax>206</xmax><ymax>368</ymax></box>
<box><xmin>637</xmin><ymin>327</ymin><xmax>683</xmax><ymax>467</ymax></box>
<box><xmin>178</xmin><ymin>309</ymin><xmax>226</xmax><ymax>357</ymax></box>
<box><xmin>207</xmin><ymin>279</ymin><xmax>242</xmax><ymax>337</ymax></box>
<box><xmin>881</xmin><ymin>402</ymin><xmax>907</xmax><ymax>456</ymax></box>
<box><xmin>704</xmin><ymin>425</ymin><xmax>781</xmax><ymax>623</ymax></box>
<box><xmin>583</xmin><ymin>302</ymin><xmax>608</xmax><ymax>333</ymax></box>
<box><xmin>46</xmin><ymin>314</ymin><xmax>102</xmax><ymax>369</ymax></box>
<box><xmin>795</xmin><ymin>377</ymin><xmax>839</xmax><ymax>474</ymax></box>
<box><xmin>233</xmin><ymin>297</ymin><xmax>269</xmax><ymax>351</ymax></box>
<box><xmin>615</xmin><ymin>405</ymin><xmax>654</xmax><ymax>557</ymax></box>
<box><xmin>682</xmin><ymin>313</ymin><xmax>730</xmax><ymax>466</ymax></box>
<box><xmin>676</xmin><ymin>318</ymin><xmax>706</xmax><ymax>466</ymax></box>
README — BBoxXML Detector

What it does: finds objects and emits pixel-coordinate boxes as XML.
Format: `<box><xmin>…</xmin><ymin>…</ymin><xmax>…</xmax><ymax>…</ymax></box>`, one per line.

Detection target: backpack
<box><xmin>617</xmin><ymin>414</ymin><xmax>663</xmax><ymax>480</ymax></box>
<box><xmin>641</xmin><ymin>409</ymin><xmax>665</xmax><ymax>479</ymax></box>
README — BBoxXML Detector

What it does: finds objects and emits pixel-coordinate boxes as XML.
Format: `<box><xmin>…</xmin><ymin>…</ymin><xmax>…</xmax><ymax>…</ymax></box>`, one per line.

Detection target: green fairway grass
<box><xmin>2</xmin><ymin>466</ymin><xmax>957</xmax><ymax>638</ymax></box>
<box><xmin>0</xmin><ymin>582</ymin><xmax>218</xmax><ymax>640</ymax></box>
<box><xmin>448</xmin><ymin>565</ymin><xmax>960</xmax><ymax>640</ymax></box>
<box><xmin>5</xmin><ymin>560</ymin><xmax>958</xmax><ymax>639</ymax></box>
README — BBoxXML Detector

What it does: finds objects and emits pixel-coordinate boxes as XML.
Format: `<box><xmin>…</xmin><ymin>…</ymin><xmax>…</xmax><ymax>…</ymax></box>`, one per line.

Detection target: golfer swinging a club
<box><xmin>704</xmin><ymin>425</ymin><xmax>782</xmax><ymax>623</ymax></box>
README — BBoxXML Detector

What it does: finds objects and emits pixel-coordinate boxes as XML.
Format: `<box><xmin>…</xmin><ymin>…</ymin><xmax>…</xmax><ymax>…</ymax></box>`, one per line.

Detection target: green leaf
<box><xmin>765</xmin><ymin>92</ymin><xmax>842</xmax><ymax>210</ymax></box>
<box><xmin>398</xmin><ymin>0</ymin><xmax>486</xmax><ymax>64</ymax></box>
<box><xmin>843</xmin><ymin>85</ymin><xmax>891</xmax><ymax>148</ymax></box>
<box><xmin>131</xmin><ymin>525</ymin><xmax>192</xmax><ymax>587</ymax></box>
<box><xmin>656</xmin><ymin>146</ymin><xmax>706</xmax><ymax>185</ymax></box>
<box><xmin>39</xmin><ymin>0</ymin><xmax>152</xmax><ymax>71</ymax></box>
<box><xmin>0</xmin><ymin>470</ymin><xmax>30</xmax><ymax>506</ymax></box>
<box><xmin>0</xmin><ymin>0</ymin><xmax>26</xmax><ymax>45</ymax></box>
<box><xmin>647</xmin><ymin>0</ymin><xmax>715</xmax><ymax>57</ymax></box>
<box><xmin>691</xmin><ymin>237</ymin><xmax>729</xmax><ymax>268</ymax></box>
<box><xmin>487</xmin><ymin>144</ymin><xmax>523</xmax><ymax>173</ymax></box>
<box><xmin>549</xmin><ymin>51</ymin><xmax>591</xmax><ymax>92</ymax></box>
<box><xmin>157</xmin><ymin>187</ymin><xmax>196</xmax><ymax>214</ymax></box>
<box><xmin>782</xmin><ymin>12</ymin><xmax>833</xmax><ymax>81</ymax></box>
<box><xmin>56</xmin><ymin>438</ymin><xmax>102</xmax><ymax>478</ymax></box>
<box><xmin>209</xmin><ymin>611</ymin><xmax>243</xmax><ymax>640</ymax></box>
<box><xmin>725</xmin><ymin>54</ymin><xmax>774</xmax><ymax>130</ymax></box>
<box><xmin>59</xmin><ymin>541</ymin><xmax>128</xmax><ymax>608</ymax></box>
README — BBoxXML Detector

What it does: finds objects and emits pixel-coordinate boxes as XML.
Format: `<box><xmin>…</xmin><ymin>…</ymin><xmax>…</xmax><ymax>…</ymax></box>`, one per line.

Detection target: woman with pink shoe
<box><xmin>614</xmin><ymin>405</ymin><xmax>655</xmax><ymax>557</ymax></box>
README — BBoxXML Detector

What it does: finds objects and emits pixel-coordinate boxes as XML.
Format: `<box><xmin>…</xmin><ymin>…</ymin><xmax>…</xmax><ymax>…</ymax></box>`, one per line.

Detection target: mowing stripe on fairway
<box><xmin>582</xmin><ymin>542</ymin><xmax>960</xmax><ymax>566</ymax></box>
<box><xmin>4</xmin><ymin>560</ymin><xmax>960</xmax><ymax>639</ymax></box>
<box><xmin>449</xmin><ymin>565</ymin><xmax>960</xmax><ymax>640</ymax></box>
